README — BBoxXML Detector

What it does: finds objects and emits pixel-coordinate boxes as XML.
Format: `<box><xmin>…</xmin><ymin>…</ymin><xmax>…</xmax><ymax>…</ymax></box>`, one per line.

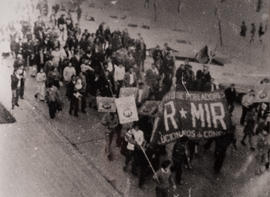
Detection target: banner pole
<box><xmin>139</xmin><ymin>144</ymin><xmax>157</xmax><ymax>176</ymax></box>
<box><xmin>181</xmin><ymin>73</ymin><xmax>190</xmax><ymax>96</ymax></box>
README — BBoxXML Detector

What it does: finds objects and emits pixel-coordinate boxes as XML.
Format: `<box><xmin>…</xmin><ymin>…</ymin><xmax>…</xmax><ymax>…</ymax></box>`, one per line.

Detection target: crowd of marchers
<box><xmin>6</xmin><ymin>1</ymin><xmax>270</xmax><ymax>197</ymax></box>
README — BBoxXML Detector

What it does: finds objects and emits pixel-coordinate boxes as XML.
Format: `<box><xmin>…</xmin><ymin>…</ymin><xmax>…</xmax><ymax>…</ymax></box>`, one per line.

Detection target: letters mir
<box><xmin>164</xmin><ymin>101</ymin><xmax>227</xmax><ymax>132</ymax></box>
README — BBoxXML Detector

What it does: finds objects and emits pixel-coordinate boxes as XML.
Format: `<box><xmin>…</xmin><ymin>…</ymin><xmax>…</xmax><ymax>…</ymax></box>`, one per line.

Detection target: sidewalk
<box><xmin>0</xmin><ymin>59</ymin><xmax>121</xmax><ymax>197</ymax></box>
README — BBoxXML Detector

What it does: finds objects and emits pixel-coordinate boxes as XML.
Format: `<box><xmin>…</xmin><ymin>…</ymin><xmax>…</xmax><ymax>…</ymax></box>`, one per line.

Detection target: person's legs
<box><xmin>124</xmin><ymin>150</ymin><xmax>133</xmax><ymax>170</ymax></box>
<box><xmin>138</xmin><ymin>165</ymin><xmax>148</xmax><ymax>188</ymax></box>
<box><xmin>81</xmin><ymin>93</ymin><xmax>86</xmax><ymax>113</ymax></box>
<box><xmin>74</xmin><ymin>98</ymin><xmax>79</xmax><ymax>116</ymax></box>
<box><xmin>15</xmin><ymin>88</ymin><xmax>19</xmax><ymax>105</ymax></box>
<box><xmin>240</xmin><ymin>106</ymin><xmax>248</xmax><ymax>125</ymax></box>
<box><xmin>248</xmin><ymin>134</ymin><xmax>255</xmax><ymax>150</ymax></box>
<box><xmin>11</xmin><ymin>90</ymin><xmax>16</xmax><ymax>109</ymax></box>
<box><xmin>69</xmin><ymin>97</ymin><xmax>74</xmax><ymax>115</ymax></box>
<box><xmin>174</xmin><ymin>160</ymin><xmax>183</xmax><ymax>184</ymax></box>
<box><xmin>214</xmin><ymin>150</ymin><xmax>226</xmax><ymax>174</ymax></box>
<box><xmin>155</xmin><ymin>187</ymin><xmax>168</xmax><ymax>197</ymax></box>
<box><xmin>20</xmin><ymin>79</ymin><xmax>25</xmax><ymax>99</ymax></box>
<box><xmin>241</xmin><ymin>133</ymin><xmax>247</xmax><ymax>145</ymax></box>
<box><xmin>48</xmin><ymin>101</ymin><xmax>55</xmax><ymax>119</ymax></box>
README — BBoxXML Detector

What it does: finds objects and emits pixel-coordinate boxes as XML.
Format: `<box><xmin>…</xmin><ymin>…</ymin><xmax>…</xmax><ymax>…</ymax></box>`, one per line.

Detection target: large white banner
<box><xmin>115</xmin><ymin>96</ymin><xmax>139</xmax><ymax>124</ymax></box>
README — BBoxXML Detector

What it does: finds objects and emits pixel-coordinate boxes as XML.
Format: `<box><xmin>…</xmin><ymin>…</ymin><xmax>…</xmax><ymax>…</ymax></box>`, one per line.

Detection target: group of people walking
<box><xmin>6</xmin><ymin>0</ymin><xmax>270</xmax><ymax>197</ymax></box>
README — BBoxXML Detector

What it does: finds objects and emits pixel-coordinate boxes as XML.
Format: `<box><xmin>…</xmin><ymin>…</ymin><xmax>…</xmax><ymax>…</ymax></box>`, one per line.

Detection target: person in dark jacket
<box><xmin>46</xmin><ymin>83</ymin><xmax>61</xmax><ymax>119</ymax></box>
<box><xmin>69</xmin><ymin>77</ymin><xmax>82</xmax><ymax>117</ymax></box>
<box><xmin>240</xmin><ymin>21</ymin><xmax>247</xmax><ymax>38</ymax></box>
<box><xmin>225</xmin><ymin>84</ymin><xmax>237</xmax><ymax>113</ymax></box>
<box><xmin>11</xmin><ymin>69</ymin><xmax>20</xmax><ymax>109</ymax></box>
<box><xmin>171</xmin><ymin>136</ymin><xmax>191</xmax><ymax>185</ymax></box>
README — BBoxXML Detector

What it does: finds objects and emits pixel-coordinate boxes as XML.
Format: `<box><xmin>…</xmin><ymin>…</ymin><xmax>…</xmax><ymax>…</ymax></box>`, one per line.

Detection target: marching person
<box><xmin>258</xmin><ymin>22</ymin><xmax>265</xmax><ymax>43</ymax></box>
<box><xmin>69</xmin><ymin>77</ymin><xmax>82</xmax><ymax>117</ymax></box>
<box><xmin>153</xmin><ymin>160</ymin><xmax>176</xmax><ymax>197</ymax></box>
<box><xmin>171</xmin><ymin>136</ymin><xmax>191</xmax><ymax>185</ymax></box>
<box><xmin>241</xmin><ymin>107</ymin><xmax>257</xmax><ymax>151</ymax></box>
<box><xmin>255</xmin><ymin>130</ymin><xmax>270</xmax><ymax>175</ymax></box>
<box><xmin>240</xmin><ymin>21</ymin><xmax>247</xmax><ymax>38</ymax></box>
<box><xmin>250</xmin><ymin>23</ymin><xmax>256</xmax><ymax>43</ymax></box>
<box><xmin>101</xmin><ymin>112</ymin><xmax>119</xmax><ymax>161</ymax></box>
<box><xmin>123</xmin><ymin>123</ymin><xmax>145</xmax><ymax>174</ymax></box>
<box><xmin>46</xmin><ymin>83</ymin><xmax>62</xmax><ymax>119</ymax></box>
<box><xmin>11</xmin><ymin>69</ymin><xmax>21</xmax><ymax>110</ymax></box>
<box><xmin>224</xmin><ymin>84</ymin><xmax>237</xmax><ymax>114</ymax></box>
<box><xmin>35</xmin><ymin>68</ymin><xmax>47</xmax><ymax>101</ymax></box>
<box><xmin>240</xmin><ymin>89</ymin><xmax>255</xmax><ymax>125</ymax></box>
<box><xmin>19</xmin><ymin>66</ymin><xmax>26</xmax><ymax>100</ymax></box>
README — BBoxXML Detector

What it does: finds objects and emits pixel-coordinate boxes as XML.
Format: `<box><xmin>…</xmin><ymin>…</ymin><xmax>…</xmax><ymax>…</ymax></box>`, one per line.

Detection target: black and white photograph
<box><xmin>0</xmin><ymin>0</ymin><xmax>269</xmax><ymax>196</ymax></box>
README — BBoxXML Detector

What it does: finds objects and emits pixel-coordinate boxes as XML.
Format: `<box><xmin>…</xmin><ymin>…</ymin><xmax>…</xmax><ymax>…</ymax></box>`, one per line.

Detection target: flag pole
<box><xmin>182</xmin><ymin>73</ymin><xmax>190</xmax><ymax>97</ymax></box>
<box><xmin>139</xmin><ymin>144</ymin><xmax>157</xmax><ymax>176</ymax></box>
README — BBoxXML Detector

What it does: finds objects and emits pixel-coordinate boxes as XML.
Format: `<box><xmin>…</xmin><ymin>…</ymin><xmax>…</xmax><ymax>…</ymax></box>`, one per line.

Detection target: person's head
<box><xmin>40</xmin><ymin>68</ymin><xmax>44</xmax><ymax>73</ymax></box>
<box><xmin>203</xmin><ymin>65</ymin><xmax>209</xmax><ymax>72</ymax></box>
<box><xmin>178</xmin><ymin>64</ymin><xmax>184</xmax><ymax>71</ymax></box>
<box><xmin>230</xmin><ymin>83</ymin><xmax>235</xmax><ymax>88</ymax></box>
<box><xmin>261</xmin><ymin>103</ymin><xmax>268</xmax><ymax>110</ymax></box>
<box><xmin>68</xmin><ymin>62</ymin><xmax>73</xmax><ymax>67</ymax></box>
<box><xmin>248</xmin><ymin>89</ymin><xmax>255</xmax><ymax>97</ymax></box>
<box><xmin>129</xmin><ymin>67</ymin><xmax>134</xmax><ymax>73</ymax></box>
<box><xmin>104</xmin><ymin>70</ymin><xmax>109</xmax><ymax>77</ymax></box>
<box><xmin>161</xmin><ymin>160</ymin><xmax>171</xmax><ymax>170</ymax></box>
<box><xmin>133</xmin><ymin>122</ymin><xmax>139</xmax><ymax>130</ymax></box>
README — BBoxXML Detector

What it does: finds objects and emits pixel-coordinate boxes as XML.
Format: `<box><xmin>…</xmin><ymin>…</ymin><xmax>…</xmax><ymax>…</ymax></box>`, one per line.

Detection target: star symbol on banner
<box><xmin>179</xmin><ymin>108</ymin><xmax>187</xmax><ymax>119</ymax></box>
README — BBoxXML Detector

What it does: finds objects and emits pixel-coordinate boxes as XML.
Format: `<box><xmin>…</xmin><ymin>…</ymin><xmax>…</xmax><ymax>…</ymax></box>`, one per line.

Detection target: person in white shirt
<box><xmin>240</xmin><ymin>89</ymin><xmax>255</xmax><ymax>125</ymax></box>
<box><xmin>114</xmin><ymin>64</ymin><xmax>125</xmax><ymax>95</ymax></box>
<box><xmin>51</xmin><ymin>47</ymin><xmax>61</xmax><ymax>67</ymax></box>
<box><xmin>124</xmin><ymin>67</ymin><xmax>137</xmax><ymax>87</ymax></box>
<box><xmin>63</xmin><ymin>62</ymin><xmax>76</xmax><ymax>83</ymax></box>
<box><xmin>35</xmin><ymin>68</ymin><xmax>46</xmax><ymax>101</ymax></box>
<box><xmin>123</xmin><ymin>123</ymin><xmax>144</xmax><ymax>173</ymax></box>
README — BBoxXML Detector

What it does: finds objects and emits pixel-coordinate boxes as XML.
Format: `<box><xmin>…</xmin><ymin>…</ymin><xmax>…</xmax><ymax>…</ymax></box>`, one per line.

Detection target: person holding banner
<box><xmin>153</xmin><ymin>160</ymin><xmax>176</xmax><ymax>197</ymax></box>
<box><xmin>101</xmin><ymin>112</ymin><xmax>119</xmax><ymax>161</ymax></box>
<box><xmin>171</xmin><ymin>137</ymin><xmax>191</xmax><ymax>185</ymax></box>
<box><xmin>123</xmin><ymin>123</ymin><xmax>144</xmax><ymax>174</ymax></box>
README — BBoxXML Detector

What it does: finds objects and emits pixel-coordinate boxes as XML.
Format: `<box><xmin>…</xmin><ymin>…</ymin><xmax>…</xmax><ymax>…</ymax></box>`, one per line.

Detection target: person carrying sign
<box><xmin>101</xmin><ymin>112</ymin><xmax>120</xmax><ymax>161</ymax></box>
<box><xmin>123</xmin><ymin>123</ymin><xmax>144</xmax><ymax>175</ymax></box>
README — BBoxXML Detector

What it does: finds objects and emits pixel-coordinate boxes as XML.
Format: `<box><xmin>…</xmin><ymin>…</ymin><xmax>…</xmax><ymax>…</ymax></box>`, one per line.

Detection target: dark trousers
<box><xmin>214</xmin><ymin>150</ymin><xmax>226</xmax><ymax>173</ymax></box>
<box><xmin>240</xmin><ymin>106</ymin><xmax>248</xmax><ymax>125</ymax></box>
<box><xmin>156</xmin><ymin>187</ymin><xmax>169</xmax><ymax>197</ymax></box>
<box><xmin>12</xmin><ymin>89</ymin><xmax>19</xmax><ymax>107</ymax></box>
<box><xmin>138</xmin><ymin>165</ymin><xmax>148</xmax><ymax>187</ymax></box>
<box><xmin>48</xmin><ymin>101</ymin><xmax>57</xmax><ymax>119</ymax></box>
<box><xmin>204</xmin><ymin>139</ymin><xmax>214</xmax><ymax>151</ymax></box>
<box><xmin>81</xmin><ymin>93</ymin><xmax>86</xmax><ymax>112</ymax></box>
<box><xmin>172</xmin><ymin>160</ymin><xmax>183</xmax><ymax>184</ymax></box>
<box><xmin>69</xmin><ymin>97</ymin><xmax>79</xmax><ymax>116</ymax></box>
<box><xmin>124</xmin><ymin>149</ymin><xmax>134</xmax><ymax>168</ymax></box>
<box><xmin>20</xmin><ymin>79</ymin><xmax>25</xmax><ymax>98</ymax></box>
<box><xmin>227</xmin><ymin>102</ymin><xmax>234</xmax><ymax>114</ymax></box>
